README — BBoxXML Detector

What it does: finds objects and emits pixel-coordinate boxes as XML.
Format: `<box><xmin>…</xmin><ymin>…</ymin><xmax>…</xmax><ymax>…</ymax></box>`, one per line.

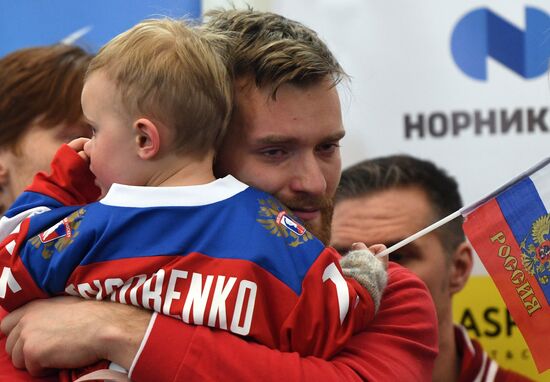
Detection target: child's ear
<box><xmin>134</xmin><ymin>118</ymin><xmax>160</xmax><ymax>160</ymax></box>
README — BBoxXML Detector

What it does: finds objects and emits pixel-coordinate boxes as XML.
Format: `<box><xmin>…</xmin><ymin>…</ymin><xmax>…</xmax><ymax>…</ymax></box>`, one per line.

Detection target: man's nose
<box><xmin>288</xmin><ymin>155</ymin><xmax>327</xmax><ymax>196</ymax></box>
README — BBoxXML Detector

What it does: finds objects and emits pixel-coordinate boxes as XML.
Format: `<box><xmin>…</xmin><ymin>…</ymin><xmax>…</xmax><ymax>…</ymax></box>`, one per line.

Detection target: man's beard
<box><xmin>281</xmin><ymin>195</ymin><xmax>334</xmax><ymax>245</ymax></box>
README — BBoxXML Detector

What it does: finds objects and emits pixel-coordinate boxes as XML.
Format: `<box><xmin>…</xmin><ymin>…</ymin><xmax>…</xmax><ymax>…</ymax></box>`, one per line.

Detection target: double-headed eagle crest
<box><xmin>256</xmin><ymin>198</ymin><xmax>313</xmax><ymax>247</ymax></box>
<box><xmin>520</xmin><ymin>214</ymin><xmax>550</xmax><ymax>285</ymax></box>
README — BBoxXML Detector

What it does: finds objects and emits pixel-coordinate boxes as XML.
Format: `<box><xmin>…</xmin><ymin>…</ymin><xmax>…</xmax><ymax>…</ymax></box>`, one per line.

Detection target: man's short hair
<box><xmin>0</xmin><ymin>45</ymin><xmax>92</xmax><ymax>151</ymax></box>
<box><xmin>87</xmin><ymin>18</ymin><xmax>233</xmax><ymax>156</ymax></box>
<box><xmin>203</xmin><ymin>8</ymin><xmax>347</xmax><ymax>96</ymax></box>
<box><xmin>337</xmin><ymin>155</ymin><xmax>464</xmax><ymax>254</ymax></box>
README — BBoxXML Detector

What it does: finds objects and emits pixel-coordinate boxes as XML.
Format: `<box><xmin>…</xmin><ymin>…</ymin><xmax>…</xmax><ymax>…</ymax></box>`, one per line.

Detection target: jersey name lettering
<box><xmin>65</xmin><ymin>269</ymin><xmax>258</xmax><ymax>335</ymax></box>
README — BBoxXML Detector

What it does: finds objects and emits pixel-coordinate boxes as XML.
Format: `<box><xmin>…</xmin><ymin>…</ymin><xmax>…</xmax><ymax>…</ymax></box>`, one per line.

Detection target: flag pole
<box><xmin>375</xmin><ymin>209</ymin><xmax>463</xmax><ymax>258</ymax></box>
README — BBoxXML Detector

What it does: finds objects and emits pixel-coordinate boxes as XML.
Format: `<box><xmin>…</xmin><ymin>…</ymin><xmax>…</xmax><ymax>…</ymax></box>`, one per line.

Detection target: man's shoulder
<box><xmin>455</xmin><ymin>325</ymin><xmax>535</xmax><ymax>382</ymax></box>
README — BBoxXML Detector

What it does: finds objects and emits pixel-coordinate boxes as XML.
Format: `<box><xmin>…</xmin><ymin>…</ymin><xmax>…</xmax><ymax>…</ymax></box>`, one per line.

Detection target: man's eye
<box><xmin>389</xmin><ymin>252</ymin><xmax>405</xmax><ymax>264</ymax></box>
<box><xmin>259</xmin><ymin>148</ymin><xmax>287</xmax><ymax>159</ymax></box>
<box><xmin>316</xmin><ymin>142</ymin><xmax>340</xmax><ymax>155</ymax></box>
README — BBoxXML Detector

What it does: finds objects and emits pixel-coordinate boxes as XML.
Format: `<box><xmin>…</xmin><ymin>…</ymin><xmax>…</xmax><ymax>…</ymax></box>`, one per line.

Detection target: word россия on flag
<box><xmin>462</xmin><ymin>157</ymin><xmax>550</xmax><ymax>373</ymax></box>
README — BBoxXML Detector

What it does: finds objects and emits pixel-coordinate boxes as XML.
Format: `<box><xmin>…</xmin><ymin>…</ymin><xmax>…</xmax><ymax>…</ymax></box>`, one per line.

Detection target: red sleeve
<box><xmin>0</xmin><ymin>219</ymin><xmax>49</xmax><ymax>311</ymax></box>
<box><xmin>130</xmin><ymin>262</ymin><xmax>438</xmax><ymax>381</ymax></box>
<box><xmin>279</xmin><ymin>247</ymin><xmax>374</xmax><ymax>358</ymax></box>
<box><xmin>26</xmin><ymin>144</ymin><xmax>100</xmax><ymax>206</ymax></box>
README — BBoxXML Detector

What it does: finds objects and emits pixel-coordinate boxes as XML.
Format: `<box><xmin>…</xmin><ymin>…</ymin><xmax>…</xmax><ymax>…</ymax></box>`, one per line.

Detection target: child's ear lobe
<box><xmin>134</xmin><ymin>118</ymin><xmax>160</xmax><ymax>160</ymax></box>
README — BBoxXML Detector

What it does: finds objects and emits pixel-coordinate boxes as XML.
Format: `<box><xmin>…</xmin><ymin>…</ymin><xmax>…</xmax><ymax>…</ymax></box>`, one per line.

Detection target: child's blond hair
<box><xmin>88</xmin><ymin>18</ymin><xmax>232</xmax><ymax>156</ymax></box>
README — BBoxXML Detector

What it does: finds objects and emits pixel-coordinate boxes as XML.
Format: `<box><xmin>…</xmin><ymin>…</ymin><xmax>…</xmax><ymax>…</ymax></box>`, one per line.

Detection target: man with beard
<box><xmin>0</xmin><ymin>10</ymin><xmax>438</xmax><ymax>381</ymax></box>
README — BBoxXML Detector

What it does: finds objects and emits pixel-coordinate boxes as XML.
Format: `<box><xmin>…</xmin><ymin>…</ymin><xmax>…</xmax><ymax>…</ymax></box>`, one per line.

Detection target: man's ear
<box><xmin>133</xmin><ymin>118</ymin><xmax>160</xmax><ymax>160</ymax></box>
<box><xmin>449</xmin><ymin>240</ymin><xmax>474</xmax><ymax>295</ymax></box>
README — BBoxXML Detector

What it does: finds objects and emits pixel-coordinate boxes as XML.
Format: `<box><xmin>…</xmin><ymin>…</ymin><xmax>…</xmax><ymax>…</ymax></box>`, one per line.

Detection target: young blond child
<box><xmin>0</xmin><ymin>18</ymin><xmax>386</xmax><ymax>381</ymax></box>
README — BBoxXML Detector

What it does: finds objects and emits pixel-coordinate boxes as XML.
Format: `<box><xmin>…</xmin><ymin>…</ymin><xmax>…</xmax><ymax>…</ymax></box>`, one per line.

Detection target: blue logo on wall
<box><xmin>451</xmin><ymin>7</ymin><xmax>550</xmax><ymax>81</ymax></box>
<box><xmin>0</xmin><ymin>1</ymin><xmax>201</xmax><ymax>57</ymax></box>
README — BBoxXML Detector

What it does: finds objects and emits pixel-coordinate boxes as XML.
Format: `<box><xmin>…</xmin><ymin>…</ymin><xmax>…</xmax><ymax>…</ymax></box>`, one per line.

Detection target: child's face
<box><xmin>81</xmin><ymin>71</ymin><xmax>138</xmax><ymax>196</ymax></box>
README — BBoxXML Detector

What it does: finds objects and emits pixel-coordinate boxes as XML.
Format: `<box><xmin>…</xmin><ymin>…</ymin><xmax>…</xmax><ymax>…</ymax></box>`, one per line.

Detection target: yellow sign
<box><xmin>453</xmin><ymin>275</ymin><xmax>550</xmax><ymax>380</ymax></box>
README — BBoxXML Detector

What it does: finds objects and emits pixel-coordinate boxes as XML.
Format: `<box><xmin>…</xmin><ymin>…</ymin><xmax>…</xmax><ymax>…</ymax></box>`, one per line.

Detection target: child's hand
<box><xmin>340</xmin><ymin>243</ymin><xmax>388</xmax><ymax>313</ymax></box>
<box><xmin>351</xmin><ymin>242</ymin><xmax>388</xmax><ymax>270</ymax></box>
<box><xmin>67</xmin><ymin>138</ymin><xmax>90</xmax><ymax>163</ymax></box>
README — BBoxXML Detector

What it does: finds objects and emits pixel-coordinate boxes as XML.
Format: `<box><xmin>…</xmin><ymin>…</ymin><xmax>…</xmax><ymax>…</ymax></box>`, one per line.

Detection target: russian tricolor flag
<box><xmin>463</xmin><ymin>158</ymin><xmax>550</xmax><ymax>373</ymax></box>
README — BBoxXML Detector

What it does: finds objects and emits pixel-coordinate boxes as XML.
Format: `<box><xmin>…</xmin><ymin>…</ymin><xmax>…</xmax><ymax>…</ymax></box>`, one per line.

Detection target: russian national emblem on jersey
<box><xmin>256</xmin><ymin>198</ymin><xmax>313</xmax><ymax>247</ymax></box>
<box><xmin>520</xmin><ymin>214</ymin><xmax>550</xmax><ymax>285</ymax></box>
<box><xmin>30</xmin><ymin>208</ymin><xmax>86</xmax><ymax>259</ymax></box>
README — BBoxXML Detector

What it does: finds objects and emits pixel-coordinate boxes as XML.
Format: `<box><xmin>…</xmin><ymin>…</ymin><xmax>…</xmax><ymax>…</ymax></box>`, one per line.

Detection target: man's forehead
<box><xmin>331</xmin><ymin>189</ymin><xmax>433</xmax><ymax>242</ymax></box>
<box><xmin>236</xmin><ymin>76</ymin><xmax>341</xmax><ymax>110</ymax></box>
<box><xmin>235</xmin><ymin>82</ymin><xmax>344</xmax><ymax>139</ymax></box>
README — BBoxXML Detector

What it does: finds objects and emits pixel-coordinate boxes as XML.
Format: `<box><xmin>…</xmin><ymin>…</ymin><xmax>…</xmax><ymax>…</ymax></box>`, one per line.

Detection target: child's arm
<box><xmin>23</xmin><ymin>140</ymin><xmax>99</xmax><ymax>208</ymax></box>
<box><xmin>0</xmin><ymin>143</ymin><xmax>98</xmax><ymax>311</ymax></box>
<box><xmin>0</xmin><ymin>142</ymin><xmax>99</xmax><ymax>243</ymax></box>
<box><xmin>279</xmin><ymin>246</ymin><xmax>387</xmax><ymax>359</ymax></box>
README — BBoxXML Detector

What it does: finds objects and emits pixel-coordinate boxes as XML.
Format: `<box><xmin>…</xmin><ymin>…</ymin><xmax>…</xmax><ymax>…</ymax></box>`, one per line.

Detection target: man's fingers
<box><xmin>25</xmin><ymin>353</ymin><xmax>50</xmax><ymax>377</ymax></box>
<box><xmin>5</xmin><ymin>321</ymin><xmax>21</xmax><ymax>356</ymax></box>
<box><xmin>10</xmin><ymin>337</ymin><xmax>24</xmax><ymax>369</ymax></box>
<box><xmin>0</xmin><ymin>307</ymin><xmax>25</xmax><ymax>335</ymax></box>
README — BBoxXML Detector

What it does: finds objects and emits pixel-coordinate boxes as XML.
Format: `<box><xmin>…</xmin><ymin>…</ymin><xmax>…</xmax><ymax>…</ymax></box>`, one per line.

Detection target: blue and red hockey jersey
<box><xmin>0</xmin><ymin>145</ymin><xmax>374</xmax><ymax>359</ymax></box>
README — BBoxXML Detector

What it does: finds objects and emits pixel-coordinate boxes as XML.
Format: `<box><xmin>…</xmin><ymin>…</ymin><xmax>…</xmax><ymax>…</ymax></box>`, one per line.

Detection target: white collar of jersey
<box><xmin>99</xmin><ymin>175</ymin><xmax>249</xmax><ymax>207</ymax></box>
